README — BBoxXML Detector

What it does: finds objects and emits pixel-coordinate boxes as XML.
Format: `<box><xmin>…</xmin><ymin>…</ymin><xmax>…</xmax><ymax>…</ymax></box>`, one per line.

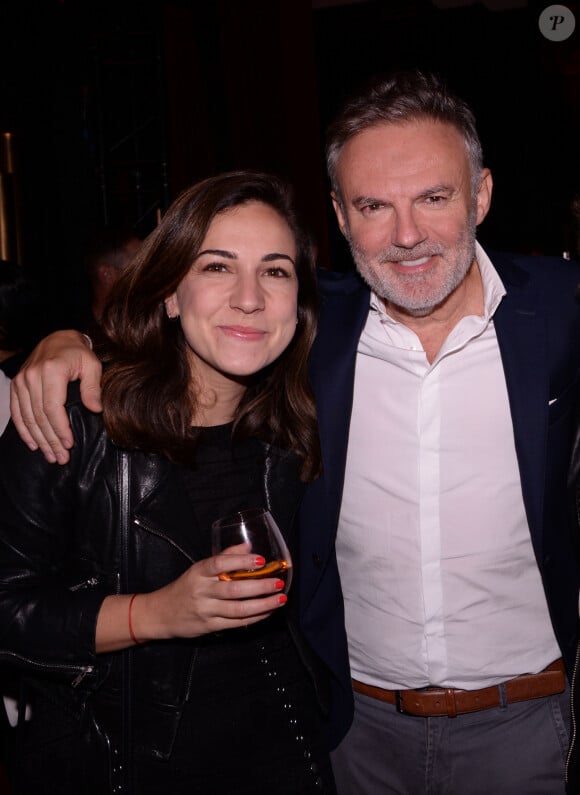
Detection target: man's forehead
<box><xmin>336</xmin><ymin>120</ymin><xmax>470</xmax><ymax>189</ymax></box>
<box><xmin>343</xmin><ymin>118</ymin><xmax>465</xmax><ymax>156</ymax></box>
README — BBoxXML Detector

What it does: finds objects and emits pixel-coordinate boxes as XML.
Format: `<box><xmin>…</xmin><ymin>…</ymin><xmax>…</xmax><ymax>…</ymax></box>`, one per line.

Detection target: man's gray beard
<box><xmin>347</xmin><ymin>222</ymin><xmax>478</xmax><ymax>318</ymax></box>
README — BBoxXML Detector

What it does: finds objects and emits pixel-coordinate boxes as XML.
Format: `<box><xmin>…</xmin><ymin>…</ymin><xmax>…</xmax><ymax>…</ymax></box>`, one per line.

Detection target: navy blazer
<box><xmin>298</xmin><ymin>248</ymin><xmax>580</xmax><ymax>750</ymax></box>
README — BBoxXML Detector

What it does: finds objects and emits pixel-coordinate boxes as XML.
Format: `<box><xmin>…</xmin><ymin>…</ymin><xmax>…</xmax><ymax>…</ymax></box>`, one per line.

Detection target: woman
<box><xmin>0</xmin><ymin>171</ymin><xmax>335</xmax><ymax>794</ymax></box>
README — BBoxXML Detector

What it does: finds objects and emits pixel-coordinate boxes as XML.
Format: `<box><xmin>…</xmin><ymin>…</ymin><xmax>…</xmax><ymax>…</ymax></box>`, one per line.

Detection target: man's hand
<box><xmin>10</xmin><ymin>330</ymin><xmax>103</xmax><ymax>464</ymax></box>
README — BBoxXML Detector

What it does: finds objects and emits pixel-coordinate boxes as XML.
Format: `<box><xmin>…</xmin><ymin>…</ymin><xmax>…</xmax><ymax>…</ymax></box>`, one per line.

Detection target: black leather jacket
<box><xmin>0</xmin><ymin>385</ymin><xmax>326</xmax><ymax>793</ymax></box>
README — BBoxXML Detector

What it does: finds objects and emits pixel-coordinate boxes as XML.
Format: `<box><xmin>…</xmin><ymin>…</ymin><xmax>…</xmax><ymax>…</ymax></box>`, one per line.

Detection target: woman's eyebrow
<box><xmin>197</xmin><ymin>248</ymin><xmax>236</xmax><ymax>258</ymax></box>
<box><xmin>197</xmin><ymin>249</ymin><xmax>295</xmax><ymax>265</ymax></box>
<box><xmin>262</xmin><ymin>252</ymin><xmax>296</xmax><ymax>265</ymax></box>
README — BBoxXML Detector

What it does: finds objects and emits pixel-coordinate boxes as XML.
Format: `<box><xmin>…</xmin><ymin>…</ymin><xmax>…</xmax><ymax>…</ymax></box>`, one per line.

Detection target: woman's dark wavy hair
<box><xmin>100</xmin><ymin>170</ymin><xmax>321</xmax><ymax>481</ymax></box>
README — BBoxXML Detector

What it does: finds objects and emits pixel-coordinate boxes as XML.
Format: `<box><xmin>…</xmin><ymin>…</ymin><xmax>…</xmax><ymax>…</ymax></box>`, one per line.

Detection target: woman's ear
<box><xmin>165</xmin><ymin>294</ymin><xmax>179</xmax><ymax>319</ymax></box>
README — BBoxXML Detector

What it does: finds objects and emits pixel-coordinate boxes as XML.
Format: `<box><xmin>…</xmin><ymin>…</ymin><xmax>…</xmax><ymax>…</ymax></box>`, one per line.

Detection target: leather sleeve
<box><xmin>0</xmin><ymin>387</ymin><xmax>116</xmax><ymax>684</ymax></box>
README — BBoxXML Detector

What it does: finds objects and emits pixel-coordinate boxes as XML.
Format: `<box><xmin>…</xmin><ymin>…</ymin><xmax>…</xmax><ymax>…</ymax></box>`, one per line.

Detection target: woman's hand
<box><xmin>96</xmin><ymin>549</ymin><xmax>287</xmax><ymax>652</ymax></box>
<box><xmin>10</xmin><ymin>330</ymin><xmax>102</xmax><ymax>464</ymax></box>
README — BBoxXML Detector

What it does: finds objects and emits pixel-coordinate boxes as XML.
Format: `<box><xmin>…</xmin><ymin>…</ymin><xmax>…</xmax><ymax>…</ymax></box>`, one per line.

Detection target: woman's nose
<box><xmin>229</xmin><ymin>273</ymin><xmax>265</xmax><ymax>313</ymax></box>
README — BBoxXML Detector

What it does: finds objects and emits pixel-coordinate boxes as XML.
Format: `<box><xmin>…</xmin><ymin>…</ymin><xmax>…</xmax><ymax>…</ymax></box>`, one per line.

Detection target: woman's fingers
<box><xmin>138</xmin><ymin>555</ymin><xmax>287</xmax><ymax>641</ymax></box>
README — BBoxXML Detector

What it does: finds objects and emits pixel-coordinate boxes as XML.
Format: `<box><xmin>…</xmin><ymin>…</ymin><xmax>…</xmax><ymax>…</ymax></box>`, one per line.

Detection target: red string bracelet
<box><xmin>128</xmin><ymin>593</ymin><xmax>143</xmax><ymax>645</ymax></box>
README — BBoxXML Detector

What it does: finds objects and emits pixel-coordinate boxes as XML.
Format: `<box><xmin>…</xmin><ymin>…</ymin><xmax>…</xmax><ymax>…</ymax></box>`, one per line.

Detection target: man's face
<box><xmin>332</xmin><ymin>119</ymin><xmax>492</xmax><ymax>318</ymax></box>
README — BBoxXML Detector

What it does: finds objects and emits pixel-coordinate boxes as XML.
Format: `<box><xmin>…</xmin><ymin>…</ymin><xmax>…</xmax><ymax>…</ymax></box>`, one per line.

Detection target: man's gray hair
<box><xmin>326</xmin><ymin>69</ymin><xmax>484</xmax><ymax>202</ymax></box>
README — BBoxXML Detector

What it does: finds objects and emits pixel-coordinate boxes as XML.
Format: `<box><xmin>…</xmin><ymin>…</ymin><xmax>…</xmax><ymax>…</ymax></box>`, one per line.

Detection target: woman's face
<box><xmin>165</xmin><ymin>201</ymin><xmax>299</xmax><ymax>393</ymax></box>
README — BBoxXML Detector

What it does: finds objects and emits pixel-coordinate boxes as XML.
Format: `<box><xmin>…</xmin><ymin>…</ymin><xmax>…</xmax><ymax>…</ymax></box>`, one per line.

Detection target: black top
<box><xmin>177</xmin><ymin>423</ymin><xmax>265</xmax><ymax>561</ymax></box>
<box><xmin>135</xmin><ymin>424</ymin><xmax>336</xmax><ymax>793</ymax></box>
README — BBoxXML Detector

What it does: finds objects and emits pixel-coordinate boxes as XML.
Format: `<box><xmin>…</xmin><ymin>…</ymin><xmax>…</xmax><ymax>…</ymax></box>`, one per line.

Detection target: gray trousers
<box><xmin>331</xmin><ymin>687</ymin><xmax>570</xmax><ymax>795</ymax></box>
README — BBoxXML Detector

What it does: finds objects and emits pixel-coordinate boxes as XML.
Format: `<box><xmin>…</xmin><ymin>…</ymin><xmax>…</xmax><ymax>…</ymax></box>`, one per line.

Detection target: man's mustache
<box><xmin>376</xmin><ymin>243</ymin><xmax>445</xmax><ymax>263</ymax></box>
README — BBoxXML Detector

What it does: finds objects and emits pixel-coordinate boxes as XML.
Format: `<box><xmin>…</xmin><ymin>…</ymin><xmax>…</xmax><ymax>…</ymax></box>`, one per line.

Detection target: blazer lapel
<box><xmin>300</xmin><ymin>272</ymin><xmax>370</xmax><ymax>608</ymax></box>
<box><xmin>312</xmin><ymin>286</ymin><xmax>370</xmax><ymax>522</ymax></box>
<box><xmin>493</xmin><ymin>257</ymin><xmax>549</xmax><ymax>555</ymax></box>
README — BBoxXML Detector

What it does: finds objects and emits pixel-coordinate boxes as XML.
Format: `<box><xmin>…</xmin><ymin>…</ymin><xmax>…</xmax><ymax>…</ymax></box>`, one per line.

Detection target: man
<box><xmin>82</xmin><ymin>224</ymin><xmax>143</xmax><ymax>330</ymax></box>
<box><xmin>8</xmin><ymin>71</ymin><xmax>580</xmax><ymax>793</ymax></box>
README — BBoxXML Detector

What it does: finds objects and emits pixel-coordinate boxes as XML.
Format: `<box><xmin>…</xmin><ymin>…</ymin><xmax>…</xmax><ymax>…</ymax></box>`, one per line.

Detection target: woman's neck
<box><xmin>187</xmin><ymin>353</ymin><xmax>251</xmax><ymax>427</ymax></box>
<box><xmin>192</xmin><ymin>381</ymin><xmax>247</xmax><ymax>427</ymax></box>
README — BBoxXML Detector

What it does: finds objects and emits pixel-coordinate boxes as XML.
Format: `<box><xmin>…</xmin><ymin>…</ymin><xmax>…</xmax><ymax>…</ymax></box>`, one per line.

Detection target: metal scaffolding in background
<box><xmin>88</xmin><ymin>24</ymin><xmax>170</xmax><ymax>238</ymax></box>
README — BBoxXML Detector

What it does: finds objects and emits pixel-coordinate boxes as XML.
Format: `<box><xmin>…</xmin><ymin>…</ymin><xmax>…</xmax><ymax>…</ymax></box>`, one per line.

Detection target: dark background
<box><xmin>0</xmin><ymin>0</ymin><xmax>579</xmax><ymax>323</ymax></box>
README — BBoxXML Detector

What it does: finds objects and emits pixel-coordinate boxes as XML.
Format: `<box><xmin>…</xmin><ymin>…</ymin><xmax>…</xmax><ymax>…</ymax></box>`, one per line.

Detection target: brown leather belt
<box><xmin>352</xmin><ymin>659</ymin><xmax>566</xmax><ymax>718</ymax></box>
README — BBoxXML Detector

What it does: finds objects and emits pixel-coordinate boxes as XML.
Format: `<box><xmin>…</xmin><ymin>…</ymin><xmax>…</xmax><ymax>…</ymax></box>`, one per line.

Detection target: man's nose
<box><xmin>229</xmin><ymin>273</ymin><xmax>265</xmax><ymax>313</ymax></box>
<box><xmin>391</xmin><ymin>207</ymin><xmax>426</xmax><ymax>249</ymax></box>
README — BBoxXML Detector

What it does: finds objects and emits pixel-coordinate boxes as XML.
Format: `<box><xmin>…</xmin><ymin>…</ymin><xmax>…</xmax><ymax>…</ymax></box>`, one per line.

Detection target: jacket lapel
<box><xmin>130</xmin><ymin>454</ymin><xmax>202</xmax><ymax>563</ymax></box>
<box><xmin>300</xmin><ymin>271</ymin><xmax>370</xmax><ymax>607</ymax></box>
<box><xmin>312</xmin><ymin>283</ymin><xmax>370</xmax><ymax>524</ymax></box>
<box><xmin>493</xmin><ymin>255</ymin><xmax>549</xmax><ymax>555</ymax></box>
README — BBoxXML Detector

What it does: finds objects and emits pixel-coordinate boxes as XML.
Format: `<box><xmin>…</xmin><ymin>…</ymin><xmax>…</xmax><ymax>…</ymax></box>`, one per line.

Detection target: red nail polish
<box><xmin>254</xmin><ymin>556</ymin><xmax>266</xmax><ymax>566</ymax></box>
<box><xmin>278</xmin><ymin>594</ymin><xmax>287</xmax><ymax>605</ymax></box>
<box><xmin>275</xmin><ymin>580</ymin><xmax>285</xmax><ymax>590</ymax></box>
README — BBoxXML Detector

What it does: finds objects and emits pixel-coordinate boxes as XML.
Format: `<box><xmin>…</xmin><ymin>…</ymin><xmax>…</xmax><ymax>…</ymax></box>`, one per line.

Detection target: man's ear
<box><xmin>97</xmin><ymin>263</ymin><xmax>115</xmax><ymax>284</ymax></box>
<box><xmin>475</xmin><ymin>168</ymin><xmax>493</xmax><ymax>226</ymax></box>
<box><xmin>331</xmin><ymin>192</ymin><xmax>348</xmax><ymax>238</ymax></box>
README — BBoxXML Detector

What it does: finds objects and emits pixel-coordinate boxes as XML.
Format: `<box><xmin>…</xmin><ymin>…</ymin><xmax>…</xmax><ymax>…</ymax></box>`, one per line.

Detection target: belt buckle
<box><xmin>395</xmin><ymin>690</ymin><xmax>405</xmax><ymax>714</ymax></box>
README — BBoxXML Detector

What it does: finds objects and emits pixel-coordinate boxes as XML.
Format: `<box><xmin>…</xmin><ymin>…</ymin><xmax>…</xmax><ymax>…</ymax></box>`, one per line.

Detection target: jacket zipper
<box><xmin>0</xmin><ymin>649</ymin><xmax>94</xmax><ymax>686</ymax></box>
<box><xmin>69</xmin><ymin>576</ymin><xmax>99</xmax><ymax>592</ymax></box>
<box><xmin>68</xmin><ymin>579</ymin><xmax>100</xmax><ymax>685</ymax></box>
<box><xmin>132</xmin><ymin>517</ymin><xmax>194</xmax><ymax>562</ymax></box>
<box><xmin>71</xmin><ymin>666</ymin><xmax>95</xmax><ymax>687</ymax></box>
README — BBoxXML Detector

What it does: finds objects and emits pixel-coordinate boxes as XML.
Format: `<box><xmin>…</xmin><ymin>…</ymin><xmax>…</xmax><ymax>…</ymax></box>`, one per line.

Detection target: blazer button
<box><xmin>312</xmin><ymin>553</ymin><xmax>322</xmax><ymax>568</ymax></box>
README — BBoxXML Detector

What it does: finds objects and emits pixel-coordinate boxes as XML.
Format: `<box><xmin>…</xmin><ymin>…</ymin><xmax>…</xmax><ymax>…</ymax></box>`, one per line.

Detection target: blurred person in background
<box><xmin>80</xmin><ymin>223</ymin><xmax>143</xmax><ymax>338</ymax></box>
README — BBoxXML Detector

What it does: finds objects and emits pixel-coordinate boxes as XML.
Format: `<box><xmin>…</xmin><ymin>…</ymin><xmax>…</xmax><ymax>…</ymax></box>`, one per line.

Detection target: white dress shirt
<box><xmin>336</xmin><ymin>243</ymin><xmax>560</xmax><ymax>690</ymax></box>
<box><xmin>0</xmin><ymin>370</ymin><xmax>10</xmax><ymax>434</ymax></box>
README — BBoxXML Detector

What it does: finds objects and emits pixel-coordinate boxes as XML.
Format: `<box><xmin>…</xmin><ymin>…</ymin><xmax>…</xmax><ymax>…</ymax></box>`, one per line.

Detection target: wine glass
<box><xmin>211</xmin><ymin>508</ymin><xmax>293</xmax><ymax>594</ymax></box>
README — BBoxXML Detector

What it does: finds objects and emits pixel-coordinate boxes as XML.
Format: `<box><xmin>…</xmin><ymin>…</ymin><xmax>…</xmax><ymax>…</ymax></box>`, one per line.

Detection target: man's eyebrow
<box><xmin>418</xmin><ymin>184</ymin><xmax>455</xmax><ymax>198</ymax></box>
<box><xmin>351</xmin><ymin>184</ymin><xmax>458</xmax><ymax>208</ymax></box>
<box><xmin>196</xmin><ymin>249</ymin><xmax>295</xmax><ymax>265</ymax></box>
